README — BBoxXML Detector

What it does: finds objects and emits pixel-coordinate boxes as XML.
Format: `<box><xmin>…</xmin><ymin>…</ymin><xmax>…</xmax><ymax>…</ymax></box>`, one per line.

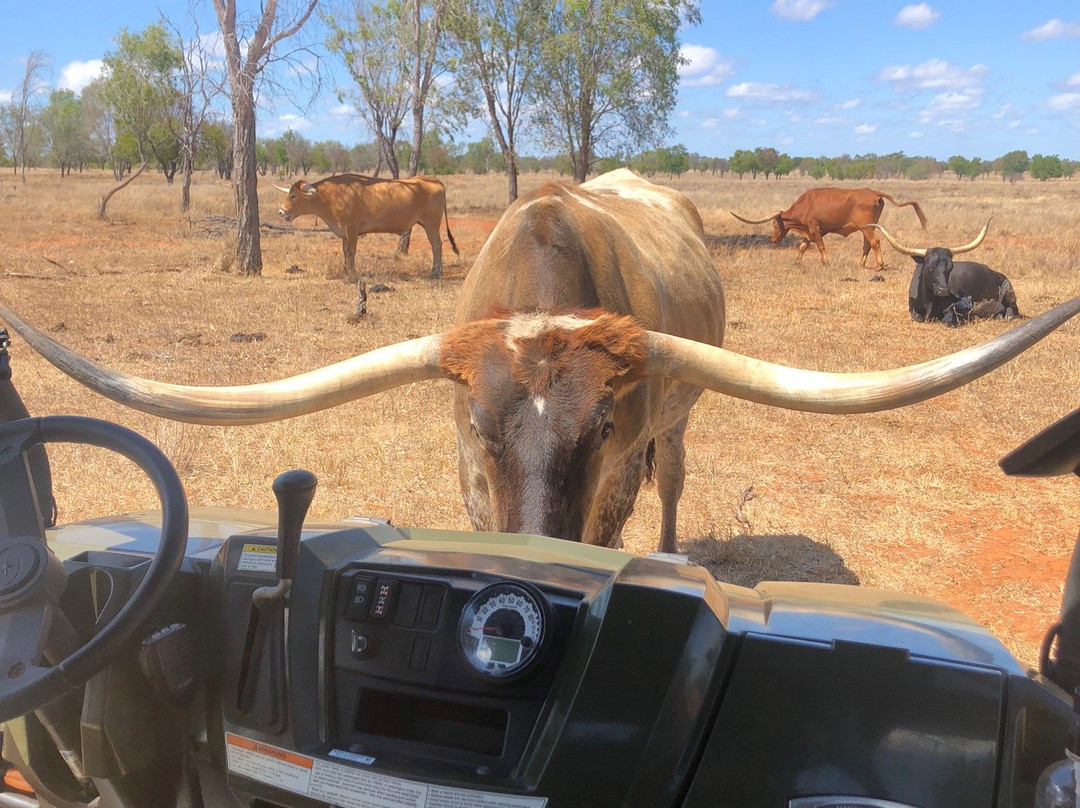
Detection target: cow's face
<box><xmin>441</xmin><ymin>314</ymin><xmax>649</xmax><ymax>542</ymax></box>
<box><xmin>277</xmin><ymin>181</ymin><xmax>317</xmax><ymax>221</ymax></box>
<box><xmin>918</xmin><ymin>248</ymin><xmax>955</xmax><ymax>297</ymax></box>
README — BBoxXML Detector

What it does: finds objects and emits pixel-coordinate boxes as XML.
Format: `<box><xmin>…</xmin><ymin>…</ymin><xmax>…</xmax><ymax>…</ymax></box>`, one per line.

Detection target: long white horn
<box><xmin>644</xmin><ymin>295</ymin><xmax>1080</xmax><ymax>414</ymax></box>
<box><xmin>870</xmin><ymin>223</ymin><xmax>925</xmax><ymax>257</ymax></box>
<box><xmin>949</xmin><ymin>218</ymin><xmax>992</xmax><ymax>255</ymax></box>
<box><xmin>729</xmin><ymin>210</ymin><xmax>779</xmax><ymax>226</ymax></box>
<box><xmin>0</xmin><ymin>302</ymin><xmax>448</xmax><ymax>425</ymax></box>
<box><xmin>272</xmin><ymin>185</ymin><xmax>290</xmax><ymax>193</ymax></box>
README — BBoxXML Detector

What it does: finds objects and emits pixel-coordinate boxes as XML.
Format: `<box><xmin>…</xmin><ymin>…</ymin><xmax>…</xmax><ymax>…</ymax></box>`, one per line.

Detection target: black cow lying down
<box><xmin>873</xmin><ymin>220</ymin><xmax>1020</xmax><ymax>326</ymax></box>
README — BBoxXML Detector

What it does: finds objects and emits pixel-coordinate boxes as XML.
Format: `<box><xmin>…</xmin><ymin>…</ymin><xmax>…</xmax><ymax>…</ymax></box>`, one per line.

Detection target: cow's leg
<box><xmin>654</xmin><ymin>415</ymin><xmax>689</xmax><ymax>555</ymax></box>
<box><xmin>810</xmin><ymin>228</ymin><xmax>827</xmax><ymax>264</ymax></box>
<box><xmin>343</xmin><ymin>233</ymin><xmax>359</xmax><ymax>278</ymax></box>
<box><xmin>422</xmin><ymin>220</ymin><xmax>444</xmax><ymax>279</ymax></box>
<box><xmin>795</xmin><ymin>238</ymin><xmax>811</xmax><ymax>261</ymax></box>
<box><xmin>582</xmin><ymin>443</ymin><xmax>649</xmax><ymax>549</ymax></box>
<box><xmin>860</xmin><ymin>228</ymin><xmax>883</xmax><ymax>269</ymax></box>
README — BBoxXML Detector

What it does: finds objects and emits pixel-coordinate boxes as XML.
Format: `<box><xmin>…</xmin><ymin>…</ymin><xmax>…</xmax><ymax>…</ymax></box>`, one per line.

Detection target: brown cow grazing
<box><xmin>4</xmin><ymin>170</ymin><xmax>1080</xmax><ymax>555</ymax></box>
<box><xmin>730</xmin><ymin>187</ymin><xmax>928</xmax><ymax>269</ymax></box>
<box><xmin>275</xmin><ymin>174</ymin><xmax>458</xmax><ymax>279</ymax></box>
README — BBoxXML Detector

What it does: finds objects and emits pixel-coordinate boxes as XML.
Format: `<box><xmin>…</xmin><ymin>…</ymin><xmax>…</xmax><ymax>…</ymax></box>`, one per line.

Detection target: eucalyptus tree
<box><xmin>97</xmin><ymin>24</ymin><xmax>183</xmax><ymax>218</ymax></box>
<box><xmin>40</xmin><ymin>90</ymin><xmax>85</xmax><ymax>176</ymax></box>
<box><xmin>164</xmin><ymin>15</ymin><xmax>227</xmax><ymax>211</ymax></box>
<box><xmin>444</xmin><ymin>0</ymin><xmax>544</xmax><ymax>201</ymax></box>
<box><xmin>212</xmin><ymin>0</ymin><xmax>320</xmax><ymax>275</ymax></box>
<box><xmin>326</xmin><ymin>0</ymin><xmax>440</xmax><ymax>180</ymax></box>
<box><xmin>532</xmin><ymin>0</ymin><xmax>700</xmax><ymax>183</ymax></box>
<box><xmin>3</xmin><ymin>50</ymin><xmax>50</xmax><ymax>181</ymax></box>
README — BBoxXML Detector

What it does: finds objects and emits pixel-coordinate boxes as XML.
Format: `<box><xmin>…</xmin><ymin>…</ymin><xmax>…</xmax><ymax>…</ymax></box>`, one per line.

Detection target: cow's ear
<box><xmin>300</xmin><ymin>183</ymin><xmax>317</xmax><ymax>197</ymax></box>
<box><xmin>908</xmin><ymin>263</ymin><xmax>923</xmax><ymax>299</ymax></box>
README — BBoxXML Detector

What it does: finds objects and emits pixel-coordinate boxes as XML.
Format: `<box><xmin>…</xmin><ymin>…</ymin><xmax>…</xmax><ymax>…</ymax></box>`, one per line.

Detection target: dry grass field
<box><xmin>1</xmin><ymin>168</ymin><xmax>1079</xmax><ymax>667</ymax></box>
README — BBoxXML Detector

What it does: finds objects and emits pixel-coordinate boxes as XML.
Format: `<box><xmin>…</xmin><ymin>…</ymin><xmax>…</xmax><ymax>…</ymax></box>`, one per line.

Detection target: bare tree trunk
<box><xmin>98</xmin><ymin>160</ymin><xmax>148</xmax><ymax>219</ymax></box>
<box><xmin>233</xmin><ymin>102</ymin><xmax>262</xmax><ymax>275</ymax></box>
<box><xmin>181</xmin><ymin>150</ymin><xmax>193</xmax><ymax>212</ymax></box>
<box><xmin>506</xmin><ymin>152</ymin><xmax>518</xmax><ymax>202</ymax></box>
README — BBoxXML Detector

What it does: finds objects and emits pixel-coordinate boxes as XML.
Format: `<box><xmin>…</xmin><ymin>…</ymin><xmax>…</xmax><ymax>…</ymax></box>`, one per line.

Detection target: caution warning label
<box><xmin>236</xmin><ymin>543</ymin><xmax>278</xmax><ymax>573</ymax></box>
<box><xmin>225</xmin><ymin>733</ymin><xmax>546</xmax><ymax>808</ymax></box>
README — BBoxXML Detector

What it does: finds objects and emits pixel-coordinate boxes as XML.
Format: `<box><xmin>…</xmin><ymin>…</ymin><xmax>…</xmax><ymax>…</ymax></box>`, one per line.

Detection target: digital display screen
<box><xmin>483</xmin><ymin>636</ymin><xmax>522</xmax><ymax>664</ymax></box>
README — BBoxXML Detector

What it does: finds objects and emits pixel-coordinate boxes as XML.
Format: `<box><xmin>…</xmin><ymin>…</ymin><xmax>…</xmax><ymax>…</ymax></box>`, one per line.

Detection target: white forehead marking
<box><xmin>502</xmin><ymin>312</ymin><xmax>599</xmax><ymax>342</ymax></box>
<box><xmin>533</xmin><ymin>395</ymin><xmax>546</xmax><ymax>415</ymax></box>
<box><xmin>571</xmin><ymin>182</ymin><xmax>674</xmax><ymax>213</ymax></box>
<box><xmin>510</xmin><ymin>197</ymin><xmax>551</xmax><ymax>219</ymax></box>
<box><xmin>568</xmin><ymin>193</ymin><xmax>617</xmax><ymax>220</ymax></box>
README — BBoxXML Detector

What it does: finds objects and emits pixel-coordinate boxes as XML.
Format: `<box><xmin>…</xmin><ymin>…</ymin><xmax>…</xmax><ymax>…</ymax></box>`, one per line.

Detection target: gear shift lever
<box><xmin>236</xmin><ymin>469</ymin><xmax>317</xmax><ymax>716</ymax></box>
<box><xmin>271</xmin><ymin>468</ymin><xmax>318</xmax><ymax>590</ymax></box>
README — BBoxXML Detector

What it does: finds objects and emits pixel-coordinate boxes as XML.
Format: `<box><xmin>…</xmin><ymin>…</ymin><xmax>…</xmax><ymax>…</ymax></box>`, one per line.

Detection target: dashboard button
<box><xmin>345</xmin><ymin>577</ymin><xmax>374</xmax><ymax>621</ymax></box>
<box><xmin>350</xmin><ymin>630</ymin><xmax>373</xmax><ymax>659</ymax></box>
<box><xmin>370</xmin><ymin>578</ymin><xmax>398</xmax><ymax>621</ymax></box>
<box><xmin>393</xmin><ymin>583</ymin><xmax>423</xmax><ymax>628</ymax></box>
<box><xmin>419</xmin><ymin>586</ymin><xmax>444</xmax><ymax>629</ymax></box>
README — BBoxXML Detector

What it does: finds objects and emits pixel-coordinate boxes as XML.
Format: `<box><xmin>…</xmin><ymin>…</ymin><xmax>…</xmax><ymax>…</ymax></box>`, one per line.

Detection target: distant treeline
<box><xmin>3</xmin><ymin>111</ymin><xmax>1074</xmax><ymax>184</ymax></box>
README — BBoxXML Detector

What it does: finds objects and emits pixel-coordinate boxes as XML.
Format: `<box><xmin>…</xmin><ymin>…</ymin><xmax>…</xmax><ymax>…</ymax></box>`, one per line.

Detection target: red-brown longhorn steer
<box><xmin>275</xmin><ymin>174</ymin><xmax>458</xmax><ymax>279</ymax></box>
<box><xmin>730</xmin><ymin>187</ymin><xmax>927</xmax><ymax>269</ymax></box>
<box><xmin>4</xmin><ymin>170</ymin><xmax>1080</xmax><ymax>555</ymax></box>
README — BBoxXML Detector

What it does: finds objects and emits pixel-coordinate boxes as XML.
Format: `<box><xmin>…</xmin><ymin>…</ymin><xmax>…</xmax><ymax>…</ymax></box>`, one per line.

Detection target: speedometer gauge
<box><xmin>458</xmin><ymin>582</ymin><xmax>550</xmax><ymax>681</ymax></box>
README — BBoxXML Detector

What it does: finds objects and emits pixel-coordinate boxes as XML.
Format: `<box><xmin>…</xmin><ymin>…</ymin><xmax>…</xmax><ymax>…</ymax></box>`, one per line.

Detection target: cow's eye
<box><xmin>471</xmin><ymin>422</ymin><xmax>503</xmax><ymax>456</ymax></box>
<box><xmin>600</xmin><ymin>421</ymin><xmax>614</xmax><ymax>440</ymax></box>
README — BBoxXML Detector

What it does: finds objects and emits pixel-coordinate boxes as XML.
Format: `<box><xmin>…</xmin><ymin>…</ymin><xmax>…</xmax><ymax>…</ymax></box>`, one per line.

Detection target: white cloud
<box><xmin>330</xmin><ymin>103</ymin><xmax>357</xmax><ymax>119</ymax></box>
<box><xmin>854</xmin><ymin>123</ymin><xmax>878</xmax><ymax>134</ymax></box>
<box><xmin>262</xmin><ymin>113</ymin><xmax>313</xmax><ymax>137</ymax></box>
<box><xmin>1049</xmin><ymin>93</ymin><xmax>1080</xmax><ymax>111</ymax></box>
<box><xmin>769</xmin><ymin>0</ymin><xmax>835</xmax><ymax>22</ymax></box>
<box><xmin>814</xmin><ymin>115</ymin><xmax>847</xmax><ymax>125</ymax></box>
<box><xmin>920</xmin><ymin>88</ymin><xmax>982</xmax><ymax>117</ymax></box>
<box><xmin>839</xmin><ymin>98</ymin><xmax>861</xmax><ymax>109</ymax></box>
<box><xmin>992</xmin><ymin>104</ymin><xmax>1012</xmax><ymax>119</ymax></box>
<box><xmin>1062</xmin><ymin>73</ymin><xmax>1080</xmax><ymax>88</ymax></box>
<box><xmin>0</xmin><ymin>90</ymin><xmax>10</xmax><ymax>104</ymax></box>
<box><xmin>725</xmin><ymin>81</ymin><xmax>815</xmax><ymax>103</ymax></box>
<box><xmin>59</xmin><ymin>60</ymin><xmax>103</xmax><ymax>93</ymax></box>
<box><xmin>878</xmin><ymin>58</ymin><xmax>987</xmax><ymax>91</ymax></box>
<box><xmin>909</xmin><ymin>131</ymin><xmax>924</xmax><ymax>138</ymax></box>
<box><xmin>934</xmin><ymin>118</ymin><xmax>967</xmax><ymax>132</ymax></box>
<box><xmin>1021</xmin><ymin>19</ymin><xmax>1080</xmax><ymax>41</ymax></box>
<box><xmin>679</xmin><ymin>44</ymin><xmax>735</xmax><ymax>87</ymax></box>
<box><xmin>894</xmin><ymin>4</ymin><xmax>940</xmax><ymax>29</ymax></box>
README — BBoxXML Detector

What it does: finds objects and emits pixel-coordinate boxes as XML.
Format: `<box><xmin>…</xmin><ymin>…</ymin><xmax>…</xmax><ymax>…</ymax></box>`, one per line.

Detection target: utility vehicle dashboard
<box><xmin>29</xmin><ymin>508</ymin><xmax>1073</xmax><ymax>808</ymax></box>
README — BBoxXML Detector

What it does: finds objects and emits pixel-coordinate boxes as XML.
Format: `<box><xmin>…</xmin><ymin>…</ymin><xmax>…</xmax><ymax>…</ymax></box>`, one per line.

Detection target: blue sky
<box><xmin>2</xmin><ymin>1</ymin><xmax>1078</xmax><ymax>161</ymax></box>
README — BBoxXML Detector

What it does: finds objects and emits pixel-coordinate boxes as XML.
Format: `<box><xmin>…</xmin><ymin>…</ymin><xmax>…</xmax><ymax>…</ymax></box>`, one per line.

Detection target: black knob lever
<box><xmin>272</xmin><ymin>469</ymin><xmax>317</xmax><ymax>584</ymax></box>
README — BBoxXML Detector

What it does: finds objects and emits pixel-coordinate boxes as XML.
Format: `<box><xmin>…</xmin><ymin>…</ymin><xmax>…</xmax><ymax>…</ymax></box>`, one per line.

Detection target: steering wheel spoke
<box><xmin>0</xmin><ymin>419</ymin><xmax>49</xmax><ymax>544</ymax></box>
<box><xmin>0</xmin><ymin>599</ymin><xmax>54</xmax><ymax>681</ymax></box>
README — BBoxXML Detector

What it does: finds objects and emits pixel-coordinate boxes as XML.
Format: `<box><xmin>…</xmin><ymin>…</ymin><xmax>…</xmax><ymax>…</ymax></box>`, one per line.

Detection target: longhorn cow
<box><xmin>873</xmin><ymin>220</ymin><xmax>1021</xmax><ymax>325</ymax></box>
<box><xmin>274</xmin><ymin>174</ymin><xmax>458</xmax><ymax>279</ymax></box>
<box><xmin>2</xmin><ymin>170</ymin><xmax>1079</xmax><ymax>555</ymax></box>
<box><xmin>730</xmin><ymin>187</ymin><xmax>928</xmax><ymax>269</ymax></box>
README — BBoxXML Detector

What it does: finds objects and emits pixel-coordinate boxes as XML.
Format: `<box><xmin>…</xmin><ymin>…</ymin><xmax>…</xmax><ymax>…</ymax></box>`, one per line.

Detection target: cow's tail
<box><xmin>444</xmin><ymin>195</ymin><xmax>460</xmax><ymax>255</ymax></box>
<box><xmin>879</xmin><ymin>193</ymin><xmax>928</xmax><ymax>230</ymax></box>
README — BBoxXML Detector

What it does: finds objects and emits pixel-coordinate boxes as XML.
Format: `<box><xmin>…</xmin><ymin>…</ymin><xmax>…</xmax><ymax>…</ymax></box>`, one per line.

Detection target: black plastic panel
<box><xmin>682</xmin><ymin>634</ymin><xmax>1005</xmax><ymax>808</ymax></box>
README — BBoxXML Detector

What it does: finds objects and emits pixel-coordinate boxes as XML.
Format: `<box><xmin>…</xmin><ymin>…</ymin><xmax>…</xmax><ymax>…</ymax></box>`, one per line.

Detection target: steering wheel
<box><xmin>0</xmin><ymin>415</ymin><xmax>188</xmax><ymax>722</ymax></box>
